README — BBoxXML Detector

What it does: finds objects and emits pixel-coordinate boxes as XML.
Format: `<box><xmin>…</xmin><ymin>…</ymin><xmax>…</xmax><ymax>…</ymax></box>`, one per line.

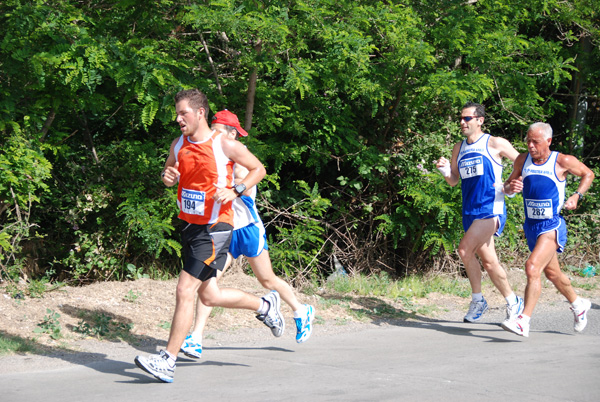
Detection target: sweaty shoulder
<box><xmin>220</xmin><ymin>133</ymin><xmax>237</xmax><ymax>149</ymax></box>
<box><xmin>556</xmin><ymin>152</ymin><xmax>571</xmax><ymax>164</ymax></box>
<box><xmin>555</xmin><ymin>152</ymin><xmax>578</xmax><ymax>179</ymax></box>
<box><xmin>219</xmin><ymin>134</ymin><xmax>245</xmax><ymax>158</ymax></box>
<box><xmin>556</xmin><ymin>152</ymin><xmax>584</xmax><ymax>169</ymax></box>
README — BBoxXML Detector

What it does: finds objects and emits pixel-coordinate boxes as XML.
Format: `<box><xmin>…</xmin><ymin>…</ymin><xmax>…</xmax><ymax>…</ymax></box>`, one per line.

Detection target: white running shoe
<box><xmin>501</xmin><ymin>315</ymin><xmax>530</xmax><ymax>338</ymax></box>
<box><xmin>295</xmin><ymin>304</ymin><xmax>315</xmax><ymax>344</ymax></box>
<box><xmin>506</xmin><ymin>295</ymin><xmax>525</xmax><ymax>321</ymax></box>
<box><xmin>571</xmin><ymin>298</ymin><xmax>592</xmax><ymax>333</ymax></box>
<box><xmin>134</xmin><ymin>350</ymin><xmax>175</xmax><ymax>383</ymax></box>
<box><xmin>180</xmin><ymin>334</ymin><xmax>202</xmax><ymax>358</ymax></box>
<box><xmin>463</xmin><ymin>298</ymin><xmax>488</xmax><ymax>323</ymax></box>
<box><xmin>256</xmin><ymin>290</ymin><xmax>285</xmax><ymax>337</ymax></box>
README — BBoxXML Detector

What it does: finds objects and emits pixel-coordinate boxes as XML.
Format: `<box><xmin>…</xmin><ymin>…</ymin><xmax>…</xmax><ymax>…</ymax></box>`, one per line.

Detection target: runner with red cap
<box><xmin>180</xmin><ymin>110</ymin><xmax>316</xmax><ymax>360</ymax></box>
<box><xmin>212</xmin><ymin>109</ymin><xmax>248</xmax><ymax>137</ymax></box>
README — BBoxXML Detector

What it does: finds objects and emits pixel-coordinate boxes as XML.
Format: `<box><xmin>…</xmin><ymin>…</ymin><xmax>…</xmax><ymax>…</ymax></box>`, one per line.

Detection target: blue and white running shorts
<box><xmin>462</xmin><ymin>213</ymin><xmax>506</xmax><ymax>237</ymax></box>
<box><xmin>229</xmin><ymin>222</ymin><xmax>268</xmax><ymax>259</ymax></box>
<box><xmin>524</xmin><ymin>215</ymin><xmax>567</xmax><ymax>253</ymax></box>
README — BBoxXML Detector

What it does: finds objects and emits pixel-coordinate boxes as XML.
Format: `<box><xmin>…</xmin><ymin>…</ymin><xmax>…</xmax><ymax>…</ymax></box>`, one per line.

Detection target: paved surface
<box><xmin>2</xmin><ymin>304</ymin><xmax>599</xmax><ymax>402</ymax></box>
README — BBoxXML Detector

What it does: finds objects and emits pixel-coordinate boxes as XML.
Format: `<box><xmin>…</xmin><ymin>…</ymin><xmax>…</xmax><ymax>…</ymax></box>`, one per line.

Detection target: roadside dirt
<box><xmin>1</xmin><ymin>263</ymin><xmax>598</xmax><ymax>374</ymax></box>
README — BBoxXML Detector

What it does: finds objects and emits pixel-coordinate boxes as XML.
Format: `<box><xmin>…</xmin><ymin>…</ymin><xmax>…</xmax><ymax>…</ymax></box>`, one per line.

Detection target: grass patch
<box><xmin>317</xmin><ymin>272</ymin><xmax>471</xmax><ymax>321</ymax></box>
<box><xmin>0</xmin><ymin>332</ymin><xmax>38</xmax><ymax>356</ymax></box>
<box><xmin>318</xmin><ymin>295</ymin><xmax>353</xmax><ymax>308</ymax></box>
<box><xmin>210</xmin><ymin>306</ymin><xmax>225</xmax><ymax>317</ymax></box>
<box><xmin>324</xmin><ymin>271</ymin><xmax>471</xmax><ymax>300</ymax></box>
<box><xmin>313</xmin><ymin>315</ymin><xmax>326</xmax><ymax>326</ymax></box>
<box><xmin>416</xmin><ymin>304</ymin><xmax>444</xmax><ymax>316</ymax></box>
<box><xmin>571</xmin><ymin>280</ymin><xmax>597</xmax><ymax>291</ymax></box>
<box><xmin>353</xmin><ymin>301</ymin><xmax>412</xmax><ymax>320</ymax></box>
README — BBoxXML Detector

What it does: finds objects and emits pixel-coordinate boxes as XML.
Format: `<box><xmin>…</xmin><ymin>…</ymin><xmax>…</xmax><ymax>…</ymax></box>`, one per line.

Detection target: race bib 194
<box><xmin>525</xmin><ymin>199</ymin><xmax>553</xmax><ymax>220</ymax></box>
<box><xmin>459</xmin><ymin>156</ymin><xmax>484</xmax><ymax>179</ymax></box>
<box><xmin>181</xmin><ymin>188</ymin><xmax>206</xmax><ymax>216</ymax></box>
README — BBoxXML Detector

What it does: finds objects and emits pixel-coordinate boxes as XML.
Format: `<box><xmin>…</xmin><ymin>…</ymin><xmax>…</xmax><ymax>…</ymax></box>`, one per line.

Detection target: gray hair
<box><xmin>528</xmin><ymin>122</ymin><xmax>552</xmax><ymax>139</ymax></box>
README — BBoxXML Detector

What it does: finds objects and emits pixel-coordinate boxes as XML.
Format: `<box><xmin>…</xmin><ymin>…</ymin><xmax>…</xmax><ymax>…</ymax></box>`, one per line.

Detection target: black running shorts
<box><xmin>181</xmin><ymin>222</ymin><xmax>233</xmax><ymax>281</ymax></box>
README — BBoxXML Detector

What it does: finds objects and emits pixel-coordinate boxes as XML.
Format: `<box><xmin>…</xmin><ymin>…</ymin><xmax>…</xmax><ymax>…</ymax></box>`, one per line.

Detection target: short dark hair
<box><xmin>174</xmin><ymin>89</ymin><xmax>210</xmax><ymax>116</ymax></box>
<box><xmin>462</xmin><ymin>101</ymin><xmax>485</xmax><ymax>118</ymax></box>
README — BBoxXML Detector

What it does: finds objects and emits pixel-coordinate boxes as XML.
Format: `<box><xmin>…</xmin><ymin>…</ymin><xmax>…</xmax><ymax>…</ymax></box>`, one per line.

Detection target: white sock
<box><xmin>519</xmin><ymin>314</ymin><xmax>531</xmax><ymax>323</ymax></box>
<box><xmin>190</xmin><ymin>331</ymin><xmax>203</xmax><ymax>343</ymax></box>
<box><xmin>164</xmin><ymin>350</ymin><xmax>177</xmax><ymax>365</ymax></box>
<box><xmin>294</xmin><ymin>304</ymin><xmax>307</xmax><ymax>319</ymax></box>
<box><xmin>257</xmin><ymin>299</ymin><xmax>269</xmax><ymax>315</ymax></box>
<box><xmin>505</xmin><ymin>293</ymin><xmax>518</xmax><ymax>305</ymax></box>
<box><xmin>571</xmin><ymin>297</ymin><xmax>584</xmax><ymax>309</ymax></box>
<box><xmin>471</xmin><ymin>293</ymin><xmax>484</xmax><ymax>302</ymax></box>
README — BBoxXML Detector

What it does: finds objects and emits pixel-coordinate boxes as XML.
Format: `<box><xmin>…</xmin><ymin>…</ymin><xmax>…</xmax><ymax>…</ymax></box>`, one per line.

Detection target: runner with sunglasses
<box><xmin>435</xmin><ymin>102</ymin><xmax>524</xmax><ymax>325</ymax></box>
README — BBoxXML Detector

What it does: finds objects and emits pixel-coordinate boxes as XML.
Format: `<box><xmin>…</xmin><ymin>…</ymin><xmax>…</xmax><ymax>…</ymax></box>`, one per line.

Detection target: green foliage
<box><xmin>27</xmin><ymin>279</ymin><xmax>48</xmax><ymax>299</ymax></box>
<box><xmin>0</xmin><ymin>0</ymin><xmax>598</xmax><ymax>283</ymax></box>
<box><xmin>73</xmin><ymin>312</ymin><xmax>134</xmax><ymax>340</ymax></box>
<box><xmin>123</xmin><ymin>289</ymin><xmax>141</xmax><ymax>303</ymax></box>
<box><xmin>158</xmin><ymin>321</ymin><xmax>171</xmax><ymax>330</ymax></box>
<box><xmin>4</xmin><ymin>283</ymin><xmax>24</xmax><ymax>300</ymax></box>
<box><xmin>34</xmin><ymin>309</ymin><xmax>62</xmax><ymax>340</ymax></box>
<box><xmin>0</xmin><ymin>133</ymin><xmax>52</xmax><ymax>208</ymax></box>
<box><xmin>561</xmin><ymin>167</ymin><xmax>600</xmax><ymax>268</ymax></box>
<box><xmin>267</xmin><ymin>181</ymin><xmax>331</xmax><ymax>280</ymax></box>
<box><xmin>0</xmin><ymin>132</ymin><xmax>52</xmax><ymax>280</ymax></box>
<box><xmin>125</xmin><ymin>264</ymin><xmax>149</xmax><ymax>281</ymax></box>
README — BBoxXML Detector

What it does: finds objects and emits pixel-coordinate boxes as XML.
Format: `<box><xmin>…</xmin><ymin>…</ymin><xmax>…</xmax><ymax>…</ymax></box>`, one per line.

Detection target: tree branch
<box><xmin>200</xmin><ymin>32</ymin><xmax>223</xmax><ymax>97</ymax></box>
<box><xmin>245</xmin><ymin>40</ymin><xmax>262</xmax><ymax>131</ymax></box>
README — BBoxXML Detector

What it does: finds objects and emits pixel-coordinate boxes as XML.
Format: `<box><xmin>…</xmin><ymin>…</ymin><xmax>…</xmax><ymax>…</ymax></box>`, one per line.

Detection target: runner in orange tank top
<box><xmin>134</xmin><ymin>89</ymin><xmax>285</xmax><ymax>383</ymax></box>
<box><xmin>175</xmin><ymin>130</ymin><xmax>235</xmax><ymax>226</ymax></box>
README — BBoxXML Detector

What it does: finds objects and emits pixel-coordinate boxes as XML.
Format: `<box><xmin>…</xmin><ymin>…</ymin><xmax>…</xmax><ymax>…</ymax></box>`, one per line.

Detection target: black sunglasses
<box><xmin>460</xmin><ymin>116</ymin><xmax>479</xmax><ymax>122</ymax></box>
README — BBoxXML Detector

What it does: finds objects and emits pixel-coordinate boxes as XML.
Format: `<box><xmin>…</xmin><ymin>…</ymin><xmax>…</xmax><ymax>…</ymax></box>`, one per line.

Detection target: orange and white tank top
<box><xmin>174</xmin><ymin>131</ymin><xmax>234</xmax><ymax>225</ymax></box>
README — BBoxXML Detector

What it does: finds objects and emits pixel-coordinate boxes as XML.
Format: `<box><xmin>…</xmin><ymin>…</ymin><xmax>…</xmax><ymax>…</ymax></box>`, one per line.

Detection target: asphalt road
<box><xmin>2</xmin><ymin>304</ymin><xmax>599</xmax><ymax>402</ymax></box>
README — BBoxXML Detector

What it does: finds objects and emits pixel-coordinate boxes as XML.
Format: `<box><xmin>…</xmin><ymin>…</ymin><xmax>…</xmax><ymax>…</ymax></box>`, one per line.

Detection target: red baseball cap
<box><xmin>212</xmin><ymin>109</ymin><xmax>248</xmax><ymax>137</ymax></box>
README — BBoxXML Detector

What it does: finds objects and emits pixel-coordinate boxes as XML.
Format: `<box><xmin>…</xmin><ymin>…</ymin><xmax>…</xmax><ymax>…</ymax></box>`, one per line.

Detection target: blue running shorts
<box><xmin>462</xmin><ymin>213</ymin><xmax>506</xmax><ymax>237</ymax></box>
<box><xmin>523</xmin><ymin>215</ymin><xmax>567</xmax><ymax>253</ymax></box>
<box><xmin>229</xmin><ymin>222</ymin><xmax>268</xmax><ymax>259</ymax></box>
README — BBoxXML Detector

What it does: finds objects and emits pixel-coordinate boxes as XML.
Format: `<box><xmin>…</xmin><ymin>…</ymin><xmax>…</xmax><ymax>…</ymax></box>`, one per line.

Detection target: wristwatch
<box><xmin>574</xmin><ymin>191</ymin><xmax>584</xmax><ymax>200</ymax></box>
<box><xmin>233</xmin><ymin>183</ymin><xmax>246</xmax><ymax>196</ymax></box>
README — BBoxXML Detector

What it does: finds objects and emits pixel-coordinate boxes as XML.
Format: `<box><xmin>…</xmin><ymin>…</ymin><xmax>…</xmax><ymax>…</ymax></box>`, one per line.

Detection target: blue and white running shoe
<box><xmin>506</xmin><ymin>295</ymin><xmax>524</xmax><ymax>321</ymax></box>
<box><xmin>180</xmin><ymin>334</ymin><xmax>202</xmax><ymax>358</ymax></box>
<box><xmin>295</xmin><ymin>304</ymin><xmax>315</xmax><ymax>344</ymax></box>
<box><xmin>463</xmin><ymin>298</ymin><xmax>488</xmax><ymax>323</ymax></box>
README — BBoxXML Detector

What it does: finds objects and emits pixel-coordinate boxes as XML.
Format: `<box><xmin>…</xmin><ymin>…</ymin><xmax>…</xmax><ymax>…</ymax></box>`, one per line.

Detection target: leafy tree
<box><xmin>1</xmin><ymin>0</ymin><xmax>598</xmax><ymax>285</ymax></box>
